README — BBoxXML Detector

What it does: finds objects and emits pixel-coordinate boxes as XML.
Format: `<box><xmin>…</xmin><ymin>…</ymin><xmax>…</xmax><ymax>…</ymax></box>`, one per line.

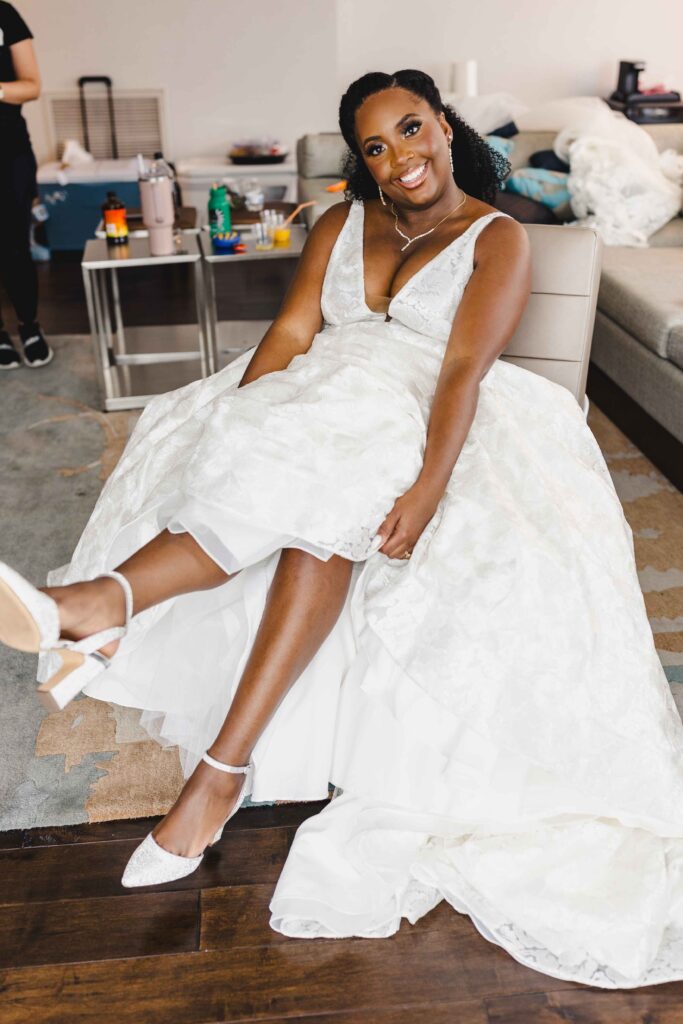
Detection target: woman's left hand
<box><xmin>373</xmin><ymin>482</ymin><xmax>442</xmax><ymax>560</ymax></box>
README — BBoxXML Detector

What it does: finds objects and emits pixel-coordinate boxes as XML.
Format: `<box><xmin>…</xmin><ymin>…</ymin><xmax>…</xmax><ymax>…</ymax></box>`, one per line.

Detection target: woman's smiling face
<box><xmin>354</xmin><ymin>87</ymin><xmax>452</xmax><ymax>205</ymax></box>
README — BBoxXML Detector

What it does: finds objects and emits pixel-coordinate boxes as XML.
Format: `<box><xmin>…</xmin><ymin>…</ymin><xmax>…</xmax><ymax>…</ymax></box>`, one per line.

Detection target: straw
<box><xmin>281</xmin><ymin>201</ymin><xmax>317</xmax><ymax>228</ymax></box>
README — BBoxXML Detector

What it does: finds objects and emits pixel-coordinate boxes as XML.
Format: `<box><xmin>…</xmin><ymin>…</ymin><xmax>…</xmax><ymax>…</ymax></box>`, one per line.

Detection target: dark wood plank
<box><xmin>0</xmin><ymin>891</ymin><xmax>198</xmax><ymax>969</ymax></box>
<box><xmin>0</xmin><ymin>825</ymin><xmax>293</xmax><ymax>905</ymax></box>
<box><xmin>200</xmin><ymin>883</ymin><xmax>287</xmax><ymax>951</ymax></box>
<box><xmin>0</xmin><ymin>801</ymin><xmax>328</xmax><ymax>852</ymax></box>
<box><xmin>198</xmin><ymin>1005</ymin><xmax>488</xmax><ymax>1024</ymax></box>
<box><xmin>200</xmin><ymin>884</ymin><xmax>459</xmax><ymax>952</ymax></box>
<box><xmin>0</xmin><ymin>829</ymin><xmax>25</xmax><ymax>850</ymax></box>
<box><xmin>485</xmin><ymin>987</ymin><xmax>683</xmax><ymax>1023</ymax></box>
<box><xmin>0</xmin><ymin>927</ymin><xmax>580</xmax><ymax>1024</ymax></box>
<box><xmin>0</xmin><ymin>819</ymin><xmax>158</xmax><ymax>851</ymax></box>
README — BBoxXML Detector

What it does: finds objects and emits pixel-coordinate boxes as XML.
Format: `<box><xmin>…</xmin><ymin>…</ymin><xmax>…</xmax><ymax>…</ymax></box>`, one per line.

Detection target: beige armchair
<box><xmin>503</xmin><ymin>224</ymin><xmax>602</xmax><ymax>409</ymax></box>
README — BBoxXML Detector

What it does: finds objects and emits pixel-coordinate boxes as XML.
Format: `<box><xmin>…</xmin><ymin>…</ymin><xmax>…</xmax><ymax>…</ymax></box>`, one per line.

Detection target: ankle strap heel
<box><xmin>202</xmin><ymin>751</ymin><xmax>252</xmax><ymax>774</ymax></box>
<box><xmin>98</xmin><ymin>570</ymin><xmax>134</xmax><ymax>626</ymax></box>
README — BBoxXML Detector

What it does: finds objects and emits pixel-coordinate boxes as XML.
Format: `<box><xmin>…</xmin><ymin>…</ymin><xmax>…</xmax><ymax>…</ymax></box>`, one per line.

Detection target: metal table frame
<box><xmin>81</xmin><ymin>234</ymin><xmax>209</xmax><ymax>411</ymax></box>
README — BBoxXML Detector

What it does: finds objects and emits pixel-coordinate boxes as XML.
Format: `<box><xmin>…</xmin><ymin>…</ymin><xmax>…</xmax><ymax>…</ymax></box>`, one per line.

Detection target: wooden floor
<box><xmin>2</xmin><ymin>802</ymin><xmax>683</xmax><ymax>1023</ymax></box>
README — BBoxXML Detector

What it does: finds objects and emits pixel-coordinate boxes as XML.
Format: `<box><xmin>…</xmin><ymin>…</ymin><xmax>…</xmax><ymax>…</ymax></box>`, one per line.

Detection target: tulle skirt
<box><xmin>42</xmin><ymin>323</ymin><xmax>683</xmax><ymax>988</ymax></box>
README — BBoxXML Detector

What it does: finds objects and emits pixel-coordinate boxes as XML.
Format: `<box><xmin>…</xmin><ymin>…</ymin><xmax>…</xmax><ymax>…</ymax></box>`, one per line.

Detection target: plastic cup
<box><xmin>253</xmin><ymin>222</ymin><xmax>274</xmax><ymax>250</ymax></box>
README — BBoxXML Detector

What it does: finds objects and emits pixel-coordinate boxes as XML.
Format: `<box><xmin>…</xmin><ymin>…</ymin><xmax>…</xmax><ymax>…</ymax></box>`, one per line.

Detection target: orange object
<box><xmin>102</xmin><ymin>191</ymin><xmax>129</xmax><ymax>244</ymax></box>
<box><xmin>273</xmin><ymin>226</ymin><xmax>291</xmax><ymax>244</ymax></box>
<box><xmin>326</xmin><ymin>180</ymin><xmax>347</xmax><ymax>192</ymax></box>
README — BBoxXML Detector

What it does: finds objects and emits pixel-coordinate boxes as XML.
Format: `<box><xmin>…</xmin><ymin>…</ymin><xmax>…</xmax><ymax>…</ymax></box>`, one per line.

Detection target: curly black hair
<box><xmin>338</xmin><ymin>69</ymin><xmax>509</xmax><ymax>206</ymax></box>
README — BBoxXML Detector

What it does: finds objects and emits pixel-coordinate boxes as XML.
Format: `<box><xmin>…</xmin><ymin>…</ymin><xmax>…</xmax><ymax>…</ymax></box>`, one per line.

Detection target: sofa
<box><xmin>296</xmin><ymin>126</ymin><xmax>683</xmax><ymax>483</ymax></box>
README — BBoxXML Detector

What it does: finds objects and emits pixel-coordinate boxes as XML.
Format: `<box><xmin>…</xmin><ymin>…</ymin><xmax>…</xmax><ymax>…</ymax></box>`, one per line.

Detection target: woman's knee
<box><xmin>279</xmin><ymin>547</ymin><xmax>353</xmax><ymax>590</ymax></box>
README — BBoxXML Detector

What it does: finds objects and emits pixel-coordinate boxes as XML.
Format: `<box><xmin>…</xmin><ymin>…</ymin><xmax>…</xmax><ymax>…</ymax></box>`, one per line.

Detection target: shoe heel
<box><xmin>37</xmin><ymin>650</ymin><xmax>96</xmax><ymax>712</ymax></box>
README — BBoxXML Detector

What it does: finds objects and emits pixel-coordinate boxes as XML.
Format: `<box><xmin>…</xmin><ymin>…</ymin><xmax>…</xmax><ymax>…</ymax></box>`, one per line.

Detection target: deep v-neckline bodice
<box><xmin>358</xmin><ymin>200</ymin><xmax>496</xmax><ymax>318</ymax></box>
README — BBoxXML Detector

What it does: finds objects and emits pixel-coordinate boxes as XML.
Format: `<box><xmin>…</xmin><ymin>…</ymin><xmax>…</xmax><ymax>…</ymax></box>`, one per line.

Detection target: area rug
<box><xmin>1</xmin><ymin>335</ymin><xmax>681</xmax><ymax>829</ymax></box>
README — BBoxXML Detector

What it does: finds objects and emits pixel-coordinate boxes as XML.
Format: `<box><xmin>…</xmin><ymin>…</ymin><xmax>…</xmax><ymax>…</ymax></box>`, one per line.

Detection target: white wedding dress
<box><xmin>44</xmin><ymin>200</ymin><xmax>683</xmax><ymax>988</ymax></box>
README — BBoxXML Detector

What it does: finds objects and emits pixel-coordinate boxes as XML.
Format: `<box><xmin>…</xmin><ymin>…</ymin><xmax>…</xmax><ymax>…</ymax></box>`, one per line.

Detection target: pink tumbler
<box><xmin>138</xmin><ymin>153</ymin><xmax>176</xmax><ymax>256</ymax></box>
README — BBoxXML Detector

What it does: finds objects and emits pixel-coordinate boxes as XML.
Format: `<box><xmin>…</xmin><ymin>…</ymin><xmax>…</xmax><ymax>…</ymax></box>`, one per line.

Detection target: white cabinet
<box><xmin>176</xmin><ymin>158</ymin><xmax>298</xmax><ymax>225</ymax></box>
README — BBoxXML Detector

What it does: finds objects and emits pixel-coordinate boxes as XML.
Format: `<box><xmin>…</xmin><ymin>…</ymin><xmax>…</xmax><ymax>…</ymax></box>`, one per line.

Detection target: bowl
<box><xmin>212</xmin><ymin>230</ymin><xmax>242</xmax><ymax>252</ymax></box>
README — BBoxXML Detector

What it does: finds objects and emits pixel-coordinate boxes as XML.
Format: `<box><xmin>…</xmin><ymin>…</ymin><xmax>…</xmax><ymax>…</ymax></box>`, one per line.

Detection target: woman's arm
<box><xmin>237</xmin><ymin>202</ymin><xmax>349</xmax><ymax>387</ymax></box>
<box><xmin>375</xmin><ymin>216</ymin><xmax>531</xmax><ymax>558</ymax></box>
<box><xmin>1</xmin><ymin>39</ymin><xmax>41</xmax><ymax>103</ymax></box>
<box><xmin>413</xmin><ymin>215</ymin><xmax>532</xmax><ymax>502</ymax></box>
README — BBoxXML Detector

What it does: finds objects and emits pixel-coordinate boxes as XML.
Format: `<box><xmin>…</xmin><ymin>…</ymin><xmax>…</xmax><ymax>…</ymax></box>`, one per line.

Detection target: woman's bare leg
<box><xmin>42</xmin><ymin>529</ymin><xmax>235</xmax><ymax>656</ymax></box>
<box><xmin>152</xmin><ymin>546</ymin><xmax>354</xmax><ymax>857</ymax></box>
<box><xmin>41</xmin><ymin>530</ymin><xmax>353</xmax><ymax>855</ymax></box>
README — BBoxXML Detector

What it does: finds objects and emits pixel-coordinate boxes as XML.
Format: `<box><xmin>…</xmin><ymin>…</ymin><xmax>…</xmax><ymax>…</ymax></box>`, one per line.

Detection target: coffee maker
<box><xmin>611</xmin><ymin>60</ymin><xmax>646</xmax><ymax>103</ymax></box>
<box><xmin>607</xmin><ymin>60</ymin><xmax>682</xmax><ymax>124</ymax></box>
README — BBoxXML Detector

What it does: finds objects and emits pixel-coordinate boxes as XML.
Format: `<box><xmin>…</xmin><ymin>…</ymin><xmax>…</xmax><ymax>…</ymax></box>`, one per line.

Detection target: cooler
<box><xmin>37</xmin><ymin>159</ymin><xmax>141</xmax><ymax>251</ymax></box>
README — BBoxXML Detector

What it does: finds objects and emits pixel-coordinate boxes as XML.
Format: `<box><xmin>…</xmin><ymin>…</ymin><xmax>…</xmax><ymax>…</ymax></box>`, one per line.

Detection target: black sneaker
<box><xmin>19</xmin><ymin>322</ymin><xmax>54</xmax><ymax>368</ymax></box>
<box><xmin>0</xmin><ymin>329</ymin><xmax>22</xmax><ymax>370</ymax></box>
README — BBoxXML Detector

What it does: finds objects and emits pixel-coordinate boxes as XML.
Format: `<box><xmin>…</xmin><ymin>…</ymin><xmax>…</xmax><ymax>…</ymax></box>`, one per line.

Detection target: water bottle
<box><xmin>208</xmin><ymin>184</ymin><xmax>232</xmax><ymax>238</ymax></box>
<box><xmin>138</xmin><ymin>152</ymin><xmax>176</xmax><ymax>256</ymax></box>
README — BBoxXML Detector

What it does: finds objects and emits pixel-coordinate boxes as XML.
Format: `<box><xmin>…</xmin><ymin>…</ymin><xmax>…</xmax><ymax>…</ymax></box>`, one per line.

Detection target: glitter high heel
<box><xmin>121</xmin><ymin>753</ymin><xmax>253</xmax><ymax>888</ymax></box>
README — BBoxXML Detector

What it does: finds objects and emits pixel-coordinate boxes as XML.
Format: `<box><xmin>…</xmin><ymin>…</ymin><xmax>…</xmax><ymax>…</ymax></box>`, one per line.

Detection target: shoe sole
<box><xmin>0</xmin><ymin>572</ymin><xmax>91</xmax><ymax>712</ymax></box>
<box><xmin>0</xmin><ymin>577</ymin><xmax>42</xmax><ymax>652</ymax></box>
<box><xmin>0</xmin><ymin>362</ymin><xmax>22</xmax><ymax>371</ymax></box>
<box><xmin>23</xmin><ymin>348</ymin><xmax>55</xmax><ymax>369</ymax></box>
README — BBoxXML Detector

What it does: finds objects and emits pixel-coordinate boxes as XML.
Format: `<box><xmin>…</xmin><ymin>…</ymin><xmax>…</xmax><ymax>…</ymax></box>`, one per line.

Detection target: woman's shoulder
<box><xmin>469</xmin><ymin>200</ymin><xmax>530</xmax><ymax>265</ymax></box>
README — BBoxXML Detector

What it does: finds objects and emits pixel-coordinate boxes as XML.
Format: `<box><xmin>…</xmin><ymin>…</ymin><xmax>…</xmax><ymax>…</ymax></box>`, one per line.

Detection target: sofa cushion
<box><xmin>669</xmin><ymin>324</ymin><xmax>683</xmax><ymax>373</ymax></box>
<box><xmin>648</xmin><ymin>215</ymin><xmax>683</xmax><ymax>248</ymax></box>
<box><xmin>296</xmin><ymin>134</ymin><xmax>347</xmax><ymax>179</ymax></box>
<box><xmin>506</xmin><ymin>131</ymin><xmax>556</xmax><ymax>172</ymax></box>
<box><xmin>598</xmin><ymin>247</ymin><xmax>683</xmax><ymax>360</ymax></box>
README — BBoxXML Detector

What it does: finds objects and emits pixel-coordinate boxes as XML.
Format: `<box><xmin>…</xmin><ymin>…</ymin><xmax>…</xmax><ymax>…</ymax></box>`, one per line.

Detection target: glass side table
<box><xmin>81</xmin><ymin>234</ymin><xmax>209</xmax><ymax>411</ymax></box>
<box><xmin>198</xmin><ymin>224</ymin><xmax>307</xmax><ymax>372</ymax></box>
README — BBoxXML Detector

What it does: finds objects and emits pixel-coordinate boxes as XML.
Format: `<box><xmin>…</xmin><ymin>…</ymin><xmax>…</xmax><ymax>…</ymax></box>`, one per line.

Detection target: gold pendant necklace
<box><xmin>391</xmin><ymin>189</ymin><xmax>467</xmax><ymax>252</ymax></box>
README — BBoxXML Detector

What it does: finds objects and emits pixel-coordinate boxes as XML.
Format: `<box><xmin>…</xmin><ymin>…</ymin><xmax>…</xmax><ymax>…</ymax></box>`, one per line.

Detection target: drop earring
<box><xmin>378</xmin><ymin>183</ymin><xmax>387</xmax><ymax>207</ymax></box>
<box><xmin>448</xmin><ymin>137</ymin><xmax>454</xmax><ymax>175</ymax></box>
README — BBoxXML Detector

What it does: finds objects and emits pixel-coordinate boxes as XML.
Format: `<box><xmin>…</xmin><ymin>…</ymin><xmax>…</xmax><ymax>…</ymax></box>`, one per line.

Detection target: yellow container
<box><xmin>273</xmin><ymin>226</ymin><xmax>291</xmax><ymax>245</ymax></box>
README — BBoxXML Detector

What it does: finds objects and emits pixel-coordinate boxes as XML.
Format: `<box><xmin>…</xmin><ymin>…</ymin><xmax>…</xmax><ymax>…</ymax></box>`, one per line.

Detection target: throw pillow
<box><xmin>504</xmin><ymin>168</ymin><xmax>571</xmax><ymax>211</ymax></box>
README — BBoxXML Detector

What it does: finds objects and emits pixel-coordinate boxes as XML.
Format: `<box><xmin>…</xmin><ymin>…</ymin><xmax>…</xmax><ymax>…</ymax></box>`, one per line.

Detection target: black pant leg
<box><xmin>0</xmin><ymin>149</ymin><xmax>38</xmax><ymax>328</ymax></box>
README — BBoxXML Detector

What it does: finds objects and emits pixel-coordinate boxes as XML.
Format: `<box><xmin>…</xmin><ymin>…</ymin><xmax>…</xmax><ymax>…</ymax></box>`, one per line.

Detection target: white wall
<box><xmin>336</xmin><ymin>0</ymin><xmax>682</xmax><ymax>103</ymax></box>
<box><xmin>17</xmin><ymin>0</ymin><xmax>683</xmax><ymax>165</ymax></box>
<box><xmin>19</xmin><ymin>0</ymin><xmax>339</xmax><ymax>163</ymax></box>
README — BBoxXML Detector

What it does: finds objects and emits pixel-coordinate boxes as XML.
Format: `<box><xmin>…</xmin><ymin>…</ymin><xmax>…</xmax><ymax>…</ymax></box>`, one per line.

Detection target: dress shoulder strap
<box><xmin>472</xmin><ymin>209</ymin><xmax>513</xmax><ymax>233</ymax></box>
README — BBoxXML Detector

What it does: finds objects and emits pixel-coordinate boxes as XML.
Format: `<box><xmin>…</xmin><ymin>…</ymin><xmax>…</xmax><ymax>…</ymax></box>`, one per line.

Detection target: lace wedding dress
<box><xmin>44</xmin><ymin>201</ymin><xmax>683</xmax><ymax>988</ymax></box>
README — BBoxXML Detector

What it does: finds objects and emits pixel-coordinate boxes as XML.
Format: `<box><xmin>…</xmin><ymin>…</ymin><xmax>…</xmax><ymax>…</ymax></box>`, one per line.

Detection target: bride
<box><xmin>2</xmin><ymin>68</ymin><xmax>683</xmax><ymax>990</ymax></box>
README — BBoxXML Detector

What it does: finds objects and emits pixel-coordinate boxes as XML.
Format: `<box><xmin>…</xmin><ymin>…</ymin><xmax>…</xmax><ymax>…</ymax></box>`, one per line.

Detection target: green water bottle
<box><xmin>208</xmin><ymin>183</ymin><xmax>232</xmax><ymax>237</ymax></box>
